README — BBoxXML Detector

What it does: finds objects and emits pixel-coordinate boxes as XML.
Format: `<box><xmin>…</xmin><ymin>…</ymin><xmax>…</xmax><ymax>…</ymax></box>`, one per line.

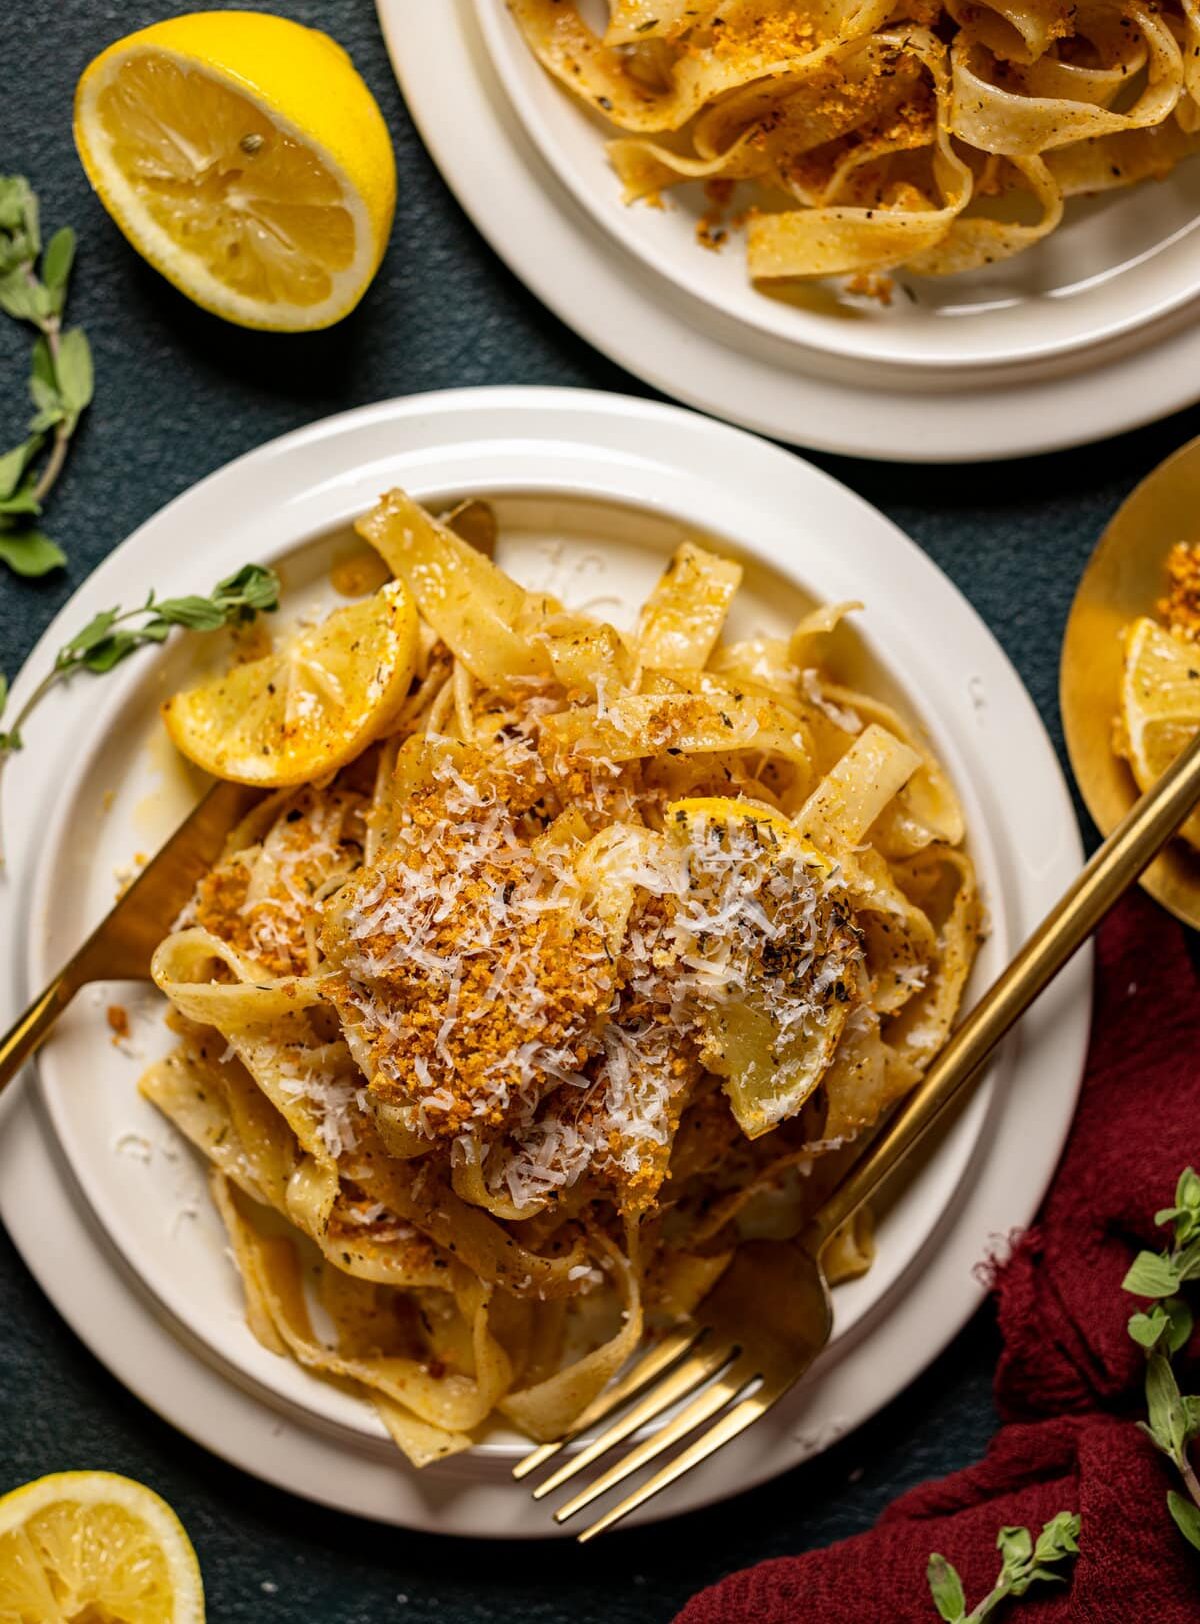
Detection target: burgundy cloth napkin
<box><xmin>676</xmin><ymin>891</ymin><xmax>1200</xmax><ymax>1622</ymax></box>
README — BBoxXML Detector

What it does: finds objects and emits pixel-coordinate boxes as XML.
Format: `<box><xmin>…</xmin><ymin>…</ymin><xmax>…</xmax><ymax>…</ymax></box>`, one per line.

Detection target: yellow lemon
<box><xmin>74</xmin><ymin>11</ymin><xmax>396</xmax><ymax>330</ymax></box>
<box><xmin>664</xmin><ymin>797</ymin><xmax>852</xmax><ymax>1139</ymax></box>
<box><xmin>163</xmin><ymin>580</ymin><xmax>418</xmax><ymax>786</ymax></box>
<box><xmin>0</xmin><ymin>1470</ymin><xmax>204</xmax><ymax>1623</ymax></box>
<box><xmin>1116</xmin><ymin>615</ymin><xmax>1200</xmax><ymax>849</ymax></box>
<box><xmin>666</xmin><ymin>795</ymin><xmax>833</xmax><ymax>873</ymax></box>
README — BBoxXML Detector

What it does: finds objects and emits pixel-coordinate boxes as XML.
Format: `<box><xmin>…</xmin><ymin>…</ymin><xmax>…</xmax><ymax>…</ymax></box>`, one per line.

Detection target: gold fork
<box><xmin>515</xmin><ymin>728</ymin><xmax>1200</xmax><ymax>1540</ymax></box>
<box><xmin>0</xmin><ymin>779</ymin><xmax>261</xmax><ymax>1094</ymax></box>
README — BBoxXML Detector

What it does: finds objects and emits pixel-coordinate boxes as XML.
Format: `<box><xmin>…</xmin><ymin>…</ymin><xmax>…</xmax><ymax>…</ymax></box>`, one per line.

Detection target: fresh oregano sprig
<box><xmin>1123</xmin><ymin>1166</ymin><xmax>1200</xmax><ymax>1552</ymax></box>
<box><xmin>0</xmin><ymin>563</ymin><xmax>280</xmax><ymax>860</ymax></box>
<box><xmin>927</xmin><ymin>1512</ymin><xmax>1081</xmax><ymax>1622</ymax></box>
<box><xmin>0</xmin><ymin>174</ymin><xmax>92</xmax><ymax>577</ymax></box>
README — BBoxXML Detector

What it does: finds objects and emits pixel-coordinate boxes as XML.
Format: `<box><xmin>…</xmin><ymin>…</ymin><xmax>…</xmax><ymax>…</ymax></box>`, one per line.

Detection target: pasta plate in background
<box><xmin>141</xmin><ymin>489</ymin><xmax>981</xmax><ymax>1466</ymax></box>
<box><xmin>505</xmin><ymin>0</ymin><xmax>1200</xmax><ymax>284</ymax></box>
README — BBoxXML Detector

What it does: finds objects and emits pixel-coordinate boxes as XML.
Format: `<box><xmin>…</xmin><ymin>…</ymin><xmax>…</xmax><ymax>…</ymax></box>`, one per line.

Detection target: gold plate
<box><xmin>1061</xmin><ymin>433</ymin><xmax>1200</xmax><ymax>930</ymax></box>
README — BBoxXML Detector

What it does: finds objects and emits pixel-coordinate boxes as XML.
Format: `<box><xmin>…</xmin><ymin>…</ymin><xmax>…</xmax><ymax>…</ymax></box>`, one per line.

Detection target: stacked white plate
<box><xmin>377</xmin><ymin>0</ymin><xmax>1200</xmax><ymax>461</ymax></box>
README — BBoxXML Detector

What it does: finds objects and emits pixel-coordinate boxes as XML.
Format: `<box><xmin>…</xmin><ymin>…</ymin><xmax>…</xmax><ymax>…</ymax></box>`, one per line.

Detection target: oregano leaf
<box><xmin>41</xmin><ymin>226</ymin><xmax>74</xmax><ymax>308</ymax></box>
<box><xmin>926</xmin><ymin>1554</ymin><xmax>966</xmax><ymax>1622</ymax></box>
<box><xmin>1123</xmin><ymin>1251</ymin><xmax>1182</xmax><ymax>1300</ymax></box>
<box><xmin>0</xmin><ymin>528</ymin><xmax>66</xmax><ymax>577</ymax></box>
<box><xmin>54</xmin><ymin>327</ymin><xmax>93</xmax><ymax>419</ymax></box>
<box><xmin>1167</xmin><ymin>1492</ymin><xmax>1200</xmax><ymax>1553</ymax></box>
<box><xmin>0</xmin><ymin>437</ymin><xmax>40</xmax><ymax>501</ymax></box>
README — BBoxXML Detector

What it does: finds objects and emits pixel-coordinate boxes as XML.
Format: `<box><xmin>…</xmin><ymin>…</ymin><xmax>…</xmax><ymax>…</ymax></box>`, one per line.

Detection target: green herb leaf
<box><xmin>1145</xmin><ymin>1352</ymin><xmax>1188</xmax><ymax>1459</ymax></box>
<box><xmin>20</xmin><ymin>181</ymin><xmax>39</xmax><ymax>258</ymax></box>
<box><xmin>0</xmin><ymin>268</ymin><xmax>44</xmax><ymax>323</ymax></box>
<box><xmin>1018</xmin><ymin>1567</ymin><xmax>1068</xmax><ymax>1589</ymax></box>
<box><xmin>0</xmin><ymin>483</ymin><xmax>41</xmax><ymax>518</ymax></box>
<box><xmin>30</xmin><ymin>332</ymin><xmax>54</xmax><ymax>390</ymax></box>
<box><xmin>1168</xmin><ymin>1491</ymin><xmax>1200</xmax><ymax>1553</ymax></box>
<box><xmin>0</xmin><ymin>437</ymin><xmax>40</xmax><ymax>501</ymax></box>
<box><xmin>58</xmin><ymin>609</ymin><xmax>119</xmax><ymax>663</ymax></box>
<box><xmin>1130</xmin><ymin>1308</ymin><xmax>1169</xmax><ymax>1350</ymax></box>
<box><xmin>1174</xmin><ymin>1236</ymin><xmax>1200</xmax><ymax>1287</ymax></box>
<box><xmin>926</xmin><ymin>1554</ymin><xmax>966</xmax><ymax>1622</ymax></box>
<box><xmin>81</xmin><ymin>630</ymin><xmax>142</xmax><ymax>674</ymax></box>
<box><xmin>0</xmin><ymin>177</ymin><xmax>30</xmax><ymax>233</ymax></box>
<box><xmin>55</xmin><ymin>328</ymin><xmax>93</xmax><ymax>420</ymax></box>
<box><xmin>1165</xmin><ymin>1297</ymin><xmax>1195</xmax><ymax>1355</ymax></box>
<box><xmin>1032</xmin><ymin>1511</ymin><xmax>1081</xmax><ymax>1563</ymax></box>
<box><xmin>213</xmin><ymin>562</ymin><xmax>281</xmax><ymax>614</ymax></box>
<box><xmin>149</xmin><ymin>595</ymin><xmax>230</xmax><ymax>632</ymax></box>
<box><xmin>41</xmin><ymin>226</ymin><xmax>74</xmax><ymax>310</ymax></box>
<box><xmin>27</xmin><ymin>405</ymin><xmax>64</xmax><ymax>436</ymax></box>
<box><xmin>1128</xmin><ymin>1299</ymin><xmax>1191</xmax><ymax>1353</ymax></box>
<box><xmin>996</xmin><ymin>1525</ymin><xmax>1033</xmax><ymax>1573</ymax></box>
<box><xmin>0</xmin><ymin>528</ymin><xmax>66</xmax><ymax>577</ymax></box>
<box><xmin>29</xmin><ymin>369</ymin><xmax>60</xmax><ymax>416</ymax></box>
<box><xmin>1008</xmin><ymin>1513</ymin><xmax>1082</xmax><ymax>1597</ymax></box>
<box><xmin>1123</xmin><ymin>1251</ymin><xmax>1182</xmax><ymax>1300</ymax></box>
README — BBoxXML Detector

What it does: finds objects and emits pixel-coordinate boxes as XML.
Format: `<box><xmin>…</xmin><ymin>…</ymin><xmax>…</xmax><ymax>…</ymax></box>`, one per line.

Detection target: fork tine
<box><xmin>576</xmin><ymin>1385</ymin><xmax>788</xmax><ymax>1542</ymax></box>
<box><xmin>511</xmin><ymin>1442</ymin><xmax>561</xmax><ymax>1483</ymax></box>
<box><xmin>530</xmin><ymin>1337</ymin><xmax>735</xmax><ymax>1500</ymax></box>
<box><xmin>552</xmin><ymin>1356</ymin><xmax>756</xmax><ymax>1525</ymax></box>
<box><xmin>512</xmin><ymin>1324</ymin><xmax>700</xmax><ymax>1480</ymax></box>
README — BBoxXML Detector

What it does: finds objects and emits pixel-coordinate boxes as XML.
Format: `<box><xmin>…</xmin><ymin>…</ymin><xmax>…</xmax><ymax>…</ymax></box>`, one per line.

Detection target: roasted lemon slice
<box><xmin>74</xmin><ymin>12</ymin><xmax>395</xmax><ymax>330</ymax></box>
<box><xmin>163</xmin><ymin>580</ymin><xmax>418</xmax><ymax>786</ymax></box>
<box><xmin>0</xmin><ymin>1470</ymin><xmax>204</xmax><ymax>1623</ymax></box>
<box><xmin>667</xmin><ymin>795</ymin><xmax>829</xmax><ymax>865</ymax></box>
<box><xmin>665</xmin><ymin>797</ymin><xmax>858</xmax><ymax>1138</ymax></box>
<box><xmin>1116</xmin><ymin>616</ymin><xmax>1200</xmax><ymax>850</ymax></box>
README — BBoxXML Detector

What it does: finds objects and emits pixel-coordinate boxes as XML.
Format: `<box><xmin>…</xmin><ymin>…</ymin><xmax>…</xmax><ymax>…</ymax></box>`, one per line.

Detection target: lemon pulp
<box><xmin>96</xmin><ymin>51</ymin><xmax>354</xmax><ymax>310</ymax></box>
<box><xmin>0</xmin><ymin>1471</ymin><xmax>204</xmax><ymax>1624</ymax></box>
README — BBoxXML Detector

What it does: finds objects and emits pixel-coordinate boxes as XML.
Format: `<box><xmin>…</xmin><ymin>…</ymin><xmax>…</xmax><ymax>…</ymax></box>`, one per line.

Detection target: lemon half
<box><xmin>1116</xmin><ymin>615</ymin><xmax>1200</xmax><ymax>849</ymax></box>
<box><xmin>74</xmin><ymin>11</ymin><xmax>396</xmax><ymax>330</ymax></box>
<box><xmin>0</xmin><ymin>1470</ymin><xmax>204</xmax><ymax>1624</ymax></box>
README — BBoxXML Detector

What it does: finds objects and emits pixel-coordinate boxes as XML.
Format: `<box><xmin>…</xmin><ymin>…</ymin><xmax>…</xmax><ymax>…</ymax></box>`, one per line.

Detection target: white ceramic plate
<box><xmin>0</xmin><ymin>389</ymin><xmax>1089</xmax><ymax>1535</ymax></box>
<box><xmin>378</xmin><ymin>0</ymin><xmax>1200</xmax><ymax>460</ymax></box>
<box><xmin>474</xmin><ymin>0</ymin><xmax>1200</xmax><ymax>373</ymax></box>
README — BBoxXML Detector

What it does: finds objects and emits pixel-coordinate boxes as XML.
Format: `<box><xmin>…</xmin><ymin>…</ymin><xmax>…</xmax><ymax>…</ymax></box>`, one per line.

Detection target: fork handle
<box><xmin>812</xmin><ymin>728</ymin><xmax>1200</xmax><ymax>1248</ymax></box>
<box><xmin>0</xmin><ymin>971</ymin><xmax>79</xmax><ymax>1097</ymax></box>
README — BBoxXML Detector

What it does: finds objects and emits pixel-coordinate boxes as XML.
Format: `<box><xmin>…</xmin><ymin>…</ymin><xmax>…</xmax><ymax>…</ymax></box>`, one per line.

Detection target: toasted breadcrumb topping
<box><xmin>1159</xmin><ymin>541</ymin><xmax>1200</xmax><ymax>641</ymax></box>
<box><xmin>192</xmin><ymin>789</ymin><xmax>362</xmax><ymax>976</ymax></box>
<box><xmin>322</xmin><ymin>740</ymin><xmax>615</xmax><ymax>1141</ymax></box>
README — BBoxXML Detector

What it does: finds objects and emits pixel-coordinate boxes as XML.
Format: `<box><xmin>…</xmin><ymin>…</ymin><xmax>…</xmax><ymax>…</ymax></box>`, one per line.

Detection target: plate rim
<box><xmin>377</xmin><ymin>0</ymin><xmax>1200</xmax><ymax>461</ymax></box>
<box><xmin>0</xmin><ymin>386</ymin><xmax>1091</xmax><ymax>1536</ymax></box>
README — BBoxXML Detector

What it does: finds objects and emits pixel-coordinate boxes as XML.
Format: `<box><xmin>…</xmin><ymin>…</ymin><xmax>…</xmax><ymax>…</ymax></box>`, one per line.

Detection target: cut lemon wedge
<box><xmin>667</xmin><ymin>795</ymin><xmax>831</xmax><ymax>870</ymax></box>
<box><xmin>163</xmin><ymin>580</ymin><xmax>418</xmax><ymax>786</ymax></box>
<box><xmin>74</xmin><ymin>11</ymin><xmax>395</xmax><ymax>330</ymax></box>
<box><xmin>0</xmin><ymin>1470</ymin><xmax>204</xmax><ymax>1624</ymax></box>
<box><xmin>665</xmin><ymin>797</ymin><xmax>855</xmax><ymax>1138</ymax></box>
<box><xmin>1116</xmin><ymin>615</ymin><xmax>1200</xmax><ymax>849</ymax></box>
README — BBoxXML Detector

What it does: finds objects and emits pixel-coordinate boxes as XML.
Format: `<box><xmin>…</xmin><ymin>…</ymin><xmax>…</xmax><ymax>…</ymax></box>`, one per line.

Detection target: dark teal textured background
<box><xmin>2</xmin><ymin>4</ymin><xmax>1198</xmax><ymax>1620</ymax></box>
